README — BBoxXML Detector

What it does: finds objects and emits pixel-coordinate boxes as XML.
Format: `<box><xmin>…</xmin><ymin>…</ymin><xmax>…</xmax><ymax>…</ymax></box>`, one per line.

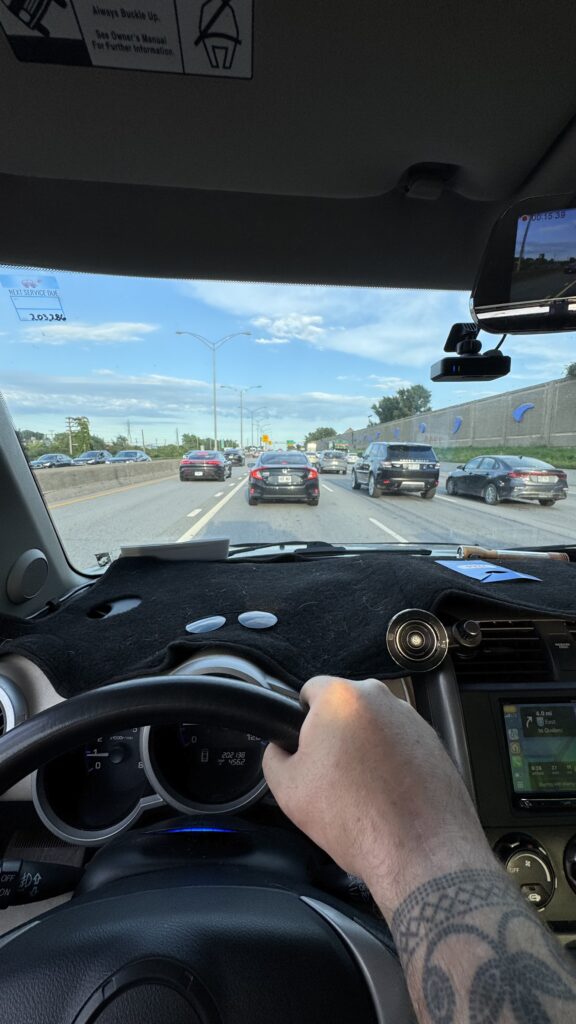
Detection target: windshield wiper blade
<box><xmin>228</xmin><ymin>541</ymin><xmax>433</xmax><ymax>560</ymax></box>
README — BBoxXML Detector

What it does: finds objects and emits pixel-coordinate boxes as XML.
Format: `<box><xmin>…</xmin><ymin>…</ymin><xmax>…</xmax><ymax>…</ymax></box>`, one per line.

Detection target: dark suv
<box><xmin>352</xmin><ymin>442</ymin><xmax>440</xmax><ymax>499</ymax></box>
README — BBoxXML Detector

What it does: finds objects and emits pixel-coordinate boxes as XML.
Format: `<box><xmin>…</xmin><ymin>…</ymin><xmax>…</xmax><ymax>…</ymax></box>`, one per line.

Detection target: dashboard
<box><xmin>2</xmin><ymin>602</ymin><xmax>576</xmax><ymax>949</ymax></box>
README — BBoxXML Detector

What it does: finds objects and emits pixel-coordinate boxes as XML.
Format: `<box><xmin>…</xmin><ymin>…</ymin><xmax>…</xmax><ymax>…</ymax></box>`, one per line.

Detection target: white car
<box><xmin>346</xmin><ymin>453</ymin><xmax>359</xmax><ymax>464</ymax></box>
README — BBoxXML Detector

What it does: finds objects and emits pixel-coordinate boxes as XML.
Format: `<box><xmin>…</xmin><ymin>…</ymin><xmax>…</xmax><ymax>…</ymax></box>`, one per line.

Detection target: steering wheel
<box><xmin>0</xmin><ymin>676</ymin><xmax>412</xmax><ymax>1024</ymax></box>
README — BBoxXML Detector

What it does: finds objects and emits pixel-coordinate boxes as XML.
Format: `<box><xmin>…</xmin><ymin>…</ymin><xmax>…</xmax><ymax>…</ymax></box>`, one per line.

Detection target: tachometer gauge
<box><xmin>33</xmin><ymin>728</ymin><xmax>163</xmax><ymax>845</ymax></box>
<box><xmin>142</xmin><ymin>723</ymin><xmax>267</xmax><ymax>814</ymax></box>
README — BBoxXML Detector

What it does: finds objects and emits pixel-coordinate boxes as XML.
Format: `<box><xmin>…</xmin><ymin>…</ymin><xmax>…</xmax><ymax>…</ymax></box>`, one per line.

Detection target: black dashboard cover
<box><xmin>1</xmin><ymin>553</ymin><xmax>576</xmax><ymax>697</ymax></box>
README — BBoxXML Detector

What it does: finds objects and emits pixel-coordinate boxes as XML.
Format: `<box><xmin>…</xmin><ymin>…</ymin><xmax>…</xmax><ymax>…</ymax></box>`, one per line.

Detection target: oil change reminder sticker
<box><xmin>0</xmin><ymin>274</ymin><xmax>66</xmax><ymax>322</ymax></box>
<box><xmin>0</xmin><ymin>0</ymin><xmax>253</xmax><ymax>78</ymax></box>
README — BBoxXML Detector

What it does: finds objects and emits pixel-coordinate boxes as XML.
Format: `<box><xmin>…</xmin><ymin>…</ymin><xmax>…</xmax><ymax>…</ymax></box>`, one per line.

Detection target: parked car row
<box><xmin>29</xmin><ymin>449</ymin><xmax>152</xmax><ymax>468</ymax></box>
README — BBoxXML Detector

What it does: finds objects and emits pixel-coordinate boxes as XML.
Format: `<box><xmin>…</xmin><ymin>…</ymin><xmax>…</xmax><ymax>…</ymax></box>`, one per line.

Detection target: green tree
<box><xmin>369</xmin><ymin>396</ymin><xmax>403</xmax><ymax>423</ymax></box>
<box><xmin>19</xmin><ymin>429</ymin><xmax>45</xmax><ymax>443</ymax></box>
<box><xmin>565</xmin><ymin>362</ymin><xmax>576</xmax><ymax>379</ymax></box>
<box><xmin>304</xmin><ymin>426</ymin><xmax>337</xmax><ymax>445</ymax></box>
<box><xmin>371</xmin><ymin>384</ymin><xmax>431</xmax><ymax>423</ymax></box>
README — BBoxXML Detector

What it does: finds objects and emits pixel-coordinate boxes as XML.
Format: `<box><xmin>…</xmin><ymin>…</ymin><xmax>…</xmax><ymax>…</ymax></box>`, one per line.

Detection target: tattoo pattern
<box><xmin>391</xmin><ymin>870</ymin><xmax>576</xmax><ymax>1023</ymax></box>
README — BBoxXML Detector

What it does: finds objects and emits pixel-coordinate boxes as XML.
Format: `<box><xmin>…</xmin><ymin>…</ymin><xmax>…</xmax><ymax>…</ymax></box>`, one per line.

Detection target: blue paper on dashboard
<box><xmin>436</xmin><ymin>560</ymin><xmax>541</xmax><ymax>584</ymax></box>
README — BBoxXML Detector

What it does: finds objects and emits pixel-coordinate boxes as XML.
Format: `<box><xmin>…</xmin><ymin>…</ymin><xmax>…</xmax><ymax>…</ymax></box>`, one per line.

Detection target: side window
<box><xmin>482</xmin><ymin>458</ymin><xmax>496</xmax><ymax>471</ymax></box>
<box><xmin>464</xmin><ymin>457</ymin><xmax>482</xmax><ymax>471</ymax></box>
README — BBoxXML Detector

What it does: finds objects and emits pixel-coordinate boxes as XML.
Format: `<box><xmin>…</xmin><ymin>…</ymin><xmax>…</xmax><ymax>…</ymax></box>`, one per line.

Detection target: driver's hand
<box><xmin>263</xmin><ymin>676</ymin><xmax>491</xmax><ymax>918</ymax></box>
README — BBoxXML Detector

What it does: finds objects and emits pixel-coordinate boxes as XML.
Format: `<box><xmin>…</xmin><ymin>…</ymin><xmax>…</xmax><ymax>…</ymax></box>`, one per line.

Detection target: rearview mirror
<box><xmin>457</xmin><ymin>464</ymin><xmax>465</xmax><ymax>470</ymax></box>
<box><xmin>471</xmin><ymin>193</ymin><xmax>576</xmax><ymax>334</ymax></box>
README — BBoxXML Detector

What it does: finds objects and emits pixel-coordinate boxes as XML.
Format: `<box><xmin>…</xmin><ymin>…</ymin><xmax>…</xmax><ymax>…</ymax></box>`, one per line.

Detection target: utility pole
<box><xmin>175</xmin><ymin>331</ymin><xmax>251</xmax><ymax>450</ymax></box>
<box><xmin>127</xmin><ymin>420</ymin><xmax>131</xmax><ymax>443</ymax></box>
<box><xmin>176</xmin><ymin>427</ymin><xmax>180</xmax><ymax>447</ymax></box>
<box><xmin>141</xmin><ymin>429</ymin><xmax>146</xmax><ymax>451</ymax></box>
<box><xmin>65</xmin><ymin>416</ymin><xmax>74</xmax><ymax>456</ymax></box>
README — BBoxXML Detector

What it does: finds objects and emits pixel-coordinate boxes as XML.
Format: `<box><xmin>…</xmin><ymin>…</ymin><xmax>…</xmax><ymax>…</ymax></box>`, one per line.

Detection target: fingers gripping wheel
<box><xmin>386</xmin><ymin>609</ymin><xmax>449</xmax><ymax>671</ymax></box>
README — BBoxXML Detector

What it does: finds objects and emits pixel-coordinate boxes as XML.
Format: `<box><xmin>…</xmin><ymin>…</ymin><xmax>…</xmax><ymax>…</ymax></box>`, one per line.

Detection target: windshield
<box><xmin>2</xmin><ymin>266</ymin><xmax>575</xmax><ymax>569</ymax></box>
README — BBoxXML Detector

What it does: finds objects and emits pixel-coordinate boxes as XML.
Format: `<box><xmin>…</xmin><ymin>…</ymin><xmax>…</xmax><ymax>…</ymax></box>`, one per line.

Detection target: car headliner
<box><xmin>1</xmin><ymin>0</ymin><xmax>575</xmax><ymax>289</ymax></box>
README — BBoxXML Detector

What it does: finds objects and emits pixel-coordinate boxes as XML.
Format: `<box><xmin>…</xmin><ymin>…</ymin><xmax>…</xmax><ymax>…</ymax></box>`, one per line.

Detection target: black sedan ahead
<box><xmin>445</xmin><ymin>455</ymin><xmax>568</xmax><ymax>506</ymax></box>
<box><xmin>248</xmin><ymin>452</ymin><xmax>320</xmax><ymax>505</ymax></box>
<box><xmin>180</xmin><ymin>450</ymin><xmax>232</xmax><ymax>482</ymax></box>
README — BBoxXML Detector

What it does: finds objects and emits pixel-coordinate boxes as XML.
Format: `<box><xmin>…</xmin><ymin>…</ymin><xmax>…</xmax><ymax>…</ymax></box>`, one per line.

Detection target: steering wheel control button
<box><xmin>386</xmin><ymin>608</ymin><xmax>449</xmax><ymax>671</ymax></box>
<box><xmin>238</xmin><ymin>611</ymin><xmax>278</xmax><ymax>629</ymax></box>
<box><xmin>185</xmin><ymin>616</ymin><xmax>227</xmax><ymax>634</ymax></box>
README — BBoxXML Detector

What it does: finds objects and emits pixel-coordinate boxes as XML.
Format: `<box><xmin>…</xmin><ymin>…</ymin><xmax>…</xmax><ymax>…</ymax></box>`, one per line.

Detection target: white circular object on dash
<box><xmin>238</xmin><ymin>611</ymin><xmax>278</xmax><ymax>630</ymax></box>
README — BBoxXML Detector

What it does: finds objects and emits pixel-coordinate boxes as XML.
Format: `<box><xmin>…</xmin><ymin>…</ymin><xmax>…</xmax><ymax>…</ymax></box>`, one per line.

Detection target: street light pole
<box><xmin>175</xmin><ymin>330</ymin><xmax>251</xmax><ymax>450</ymax></box>
<box><xmin>220</xmin><ymin>384</ymin><xmax>262</xmax><ymax>450</ymax></box>
<box><xmin>248</xmin><ymin>406</ymin><xmax>268</xmax><ymax>446</ymax></box>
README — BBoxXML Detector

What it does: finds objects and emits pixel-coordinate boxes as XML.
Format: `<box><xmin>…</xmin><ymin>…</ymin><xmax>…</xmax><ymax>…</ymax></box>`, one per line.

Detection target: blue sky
<box><xmin>0</xmin><ymin>267</ymin><xmax>573</xmax><ymax>447</ymax></box>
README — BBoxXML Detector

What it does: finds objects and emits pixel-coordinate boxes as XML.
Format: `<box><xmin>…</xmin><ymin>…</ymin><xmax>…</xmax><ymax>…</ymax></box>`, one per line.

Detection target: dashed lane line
<box><xmin>177</xmin><ymin>476</ymin><xmax>247</xmax><ymax>542</ymax></box>
<box><xmin>321</xmin><ymin>484</ymin><xmax>334</xmax><ymax>492</ymax></box>
<box><xmin>187</xmin><ymin>508</ymin><xmax>203</xmax><ymax>518</ymax></box>
<box><xmin>368</xmin><ymin>517</ymin><xmax>409</xmax><ymax>543</ymax></box>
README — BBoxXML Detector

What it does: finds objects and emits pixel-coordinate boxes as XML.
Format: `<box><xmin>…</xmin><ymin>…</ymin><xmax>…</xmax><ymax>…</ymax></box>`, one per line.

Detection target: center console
<box><xmin>461</xmin><ymin>682</ymin><xmax>576</xmax><ymax>931</ymax></box>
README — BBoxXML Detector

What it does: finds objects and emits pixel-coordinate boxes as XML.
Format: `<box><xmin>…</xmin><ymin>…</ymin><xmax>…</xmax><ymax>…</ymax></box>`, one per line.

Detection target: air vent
<box><xmin>452</xmin><ymin>620</ymin><xmax>550</xmax><ymax>684</ymax></box>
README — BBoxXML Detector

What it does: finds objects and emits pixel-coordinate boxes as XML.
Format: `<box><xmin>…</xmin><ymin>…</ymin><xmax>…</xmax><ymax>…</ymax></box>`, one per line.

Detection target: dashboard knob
<box><xmin>452</xmin><ymin>620</ymin><xmax>482</xmax><ymax>648</ymax></box>
<box><xmin>494</xmin><ymin>834</ymin><xmax>555</xmax><ymax>909</ymax></box>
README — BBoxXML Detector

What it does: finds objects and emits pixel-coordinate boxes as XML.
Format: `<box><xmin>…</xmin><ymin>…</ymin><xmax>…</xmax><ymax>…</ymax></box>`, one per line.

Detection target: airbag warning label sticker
<box><xmin>0</xmin><ymin>0</ymin><xmax>253</xmax><ymax>78</ymax></box>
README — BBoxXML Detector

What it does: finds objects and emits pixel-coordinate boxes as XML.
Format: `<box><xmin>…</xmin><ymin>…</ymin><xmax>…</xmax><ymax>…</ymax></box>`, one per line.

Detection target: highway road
<box><xmin>48</xmin><ymin>465</ymin><xmax>576</xmax><ymax>571</ymax></box>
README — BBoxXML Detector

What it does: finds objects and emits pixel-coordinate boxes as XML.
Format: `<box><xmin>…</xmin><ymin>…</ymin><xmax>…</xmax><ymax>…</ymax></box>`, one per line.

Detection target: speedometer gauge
<box><xmin>142</xmin><ymin>723</ymin><xmax>267</xmax><ymax>814</ymax></box>
<box><xmin>33</xmin><ymin>728</ymin><xmax>163</xmax><ymax>845</ymax></box>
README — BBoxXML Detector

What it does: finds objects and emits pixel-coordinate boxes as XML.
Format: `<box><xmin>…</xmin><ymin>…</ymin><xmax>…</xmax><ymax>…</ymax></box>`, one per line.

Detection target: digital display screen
<box><xmin>511</xmin><ymin>209</ymin><xmax>576</xmax><ymax>303</ymax></box>
<box><xmin>503</xmin><ymin>702</ymin><xmax>576</xmax><ymax>794</ymax></box>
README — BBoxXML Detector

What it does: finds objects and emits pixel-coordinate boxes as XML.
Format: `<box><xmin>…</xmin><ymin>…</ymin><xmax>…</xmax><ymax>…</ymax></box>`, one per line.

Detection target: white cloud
<box><xmin>251</xmin><ymin>313</ymin><xmax>324</xmax><ymax>341</ymax></box>
<box><xmin>19</xmin><ymin>321</ymin><xmax>158</xmax><ymax>346</ymax></box>
<box><xmin>253</xmin><ymin>336</ymin><xmax>291</xmax><ymax>346</ymax></box>
<box><xmin>367</xmin><ymin>375</ymin><xmax>414</xmax><ymax>391</ymax></box>
<box><xmin>180</xmin><ymin>280</ymin><xmax>470</xmax><ymax>366</ymax></box>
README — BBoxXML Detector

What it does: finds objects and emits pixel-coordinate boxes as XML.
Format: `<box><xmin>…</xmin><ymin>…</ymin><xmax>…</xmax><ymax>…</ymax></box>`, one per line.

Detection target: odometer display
<box><xmin>145</xmin><ymin>723</ymin><xmax>266</xmax><ymax>811</ymax></box>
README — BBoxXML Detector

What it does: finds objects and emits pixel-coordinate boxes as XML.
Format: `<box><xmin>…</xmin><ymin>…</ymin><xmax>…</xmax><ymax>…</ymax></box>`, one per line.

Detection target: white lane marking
<box><xmin>177</xmin><ymin>476</ymin><xmax>246</xmax><ymax>542</ymax></box>
<box><xmin>321</xmin><ymin>484</ymin><xmax>334</xmax><ymax>492</ymax></box>
<box><xmin>434</xmin><ymin>494</ymin><xmax>461</xmax><ymax>505</ymax></box>
<box><xmin>213</xmin><ymin>491</ymin><xmax>224</xmax><ymax>498</ymax></box>
<box><xmin>228</xmin><ymin>482</ymin><xmax>235</xmax><ymax>487</ymax></box>
<box><xmin>368</xmin><ymin>517</ymin><xmax>409</xmax><ymax>543</ymax></box>
<box><xmin>187</xmin><ymin>508</ymin><xmax>202</xmax><ymax>518</ymax></box>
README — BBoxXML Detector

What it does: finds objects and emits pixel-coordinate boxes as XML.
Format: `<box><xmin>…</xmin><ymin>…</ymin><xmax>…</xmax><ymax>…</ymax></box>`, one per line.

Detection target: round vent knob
<box><xmin>386</xmin><ymin>609</ymin><xmax>449</xmax><ymax>671</ymax></box>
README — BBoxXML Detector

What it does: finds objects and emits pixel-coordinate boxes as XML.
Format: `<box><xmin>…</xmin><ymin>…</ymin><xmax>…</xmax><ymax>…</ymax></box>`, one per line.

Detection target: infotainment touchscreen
<box><xmin>503</xmin><ymin>702</ymin><xmax>576</xmax><ymax>796</ymax></box>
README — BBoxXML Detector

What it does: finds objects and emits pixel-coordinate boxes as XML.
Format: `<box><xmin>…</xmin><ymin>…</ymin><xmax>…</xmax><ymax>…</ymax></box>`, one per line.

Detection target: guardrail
<box><xmin>34</xmin><ymin>459</ymin><xmax>181</xmax><ymax>501</ymax></box>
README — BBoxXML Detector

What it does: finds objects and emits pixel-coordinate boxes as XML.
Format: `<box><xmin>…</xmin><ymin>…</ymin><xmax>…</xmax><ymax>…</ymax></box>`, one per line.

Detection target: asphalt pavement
<box><xmin>48</xmin><ymin>465</ymin><xmax>576</xmax><ymax>571</ymax></box>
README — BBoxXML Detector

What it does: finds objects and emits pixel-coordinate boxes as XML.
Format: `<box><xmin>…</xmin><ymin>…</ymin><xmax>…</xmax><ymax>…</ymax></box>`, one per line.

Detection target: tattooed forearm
<box><xmin>390</xmin><ymin>869</ymin><xmax>576</xmax><ymax>1024</ymax></box>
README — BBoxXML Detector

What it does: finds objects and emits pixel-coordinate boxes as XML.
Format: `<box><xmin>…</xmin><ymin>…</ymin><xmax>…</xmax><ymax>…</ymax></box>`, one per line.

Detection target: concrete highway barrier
<box><xmin>34</xmin><ymin>459</ymin><xmax>181</xmax><ymax>501</ymax></box>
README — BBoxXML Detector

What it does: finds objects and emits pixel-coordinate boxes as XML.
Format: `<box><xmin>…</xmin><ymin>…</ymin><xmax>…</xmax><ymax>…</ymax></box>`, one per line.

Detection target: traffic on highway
<box><xmin>3</xmin><ymin>267</ymin><xmax>576</xmax><ymax>573</ymax></box>
<box><xmin>43</xmin><ymin>452</ymin><xmax>576</xmax><ymax>572</ymax></box>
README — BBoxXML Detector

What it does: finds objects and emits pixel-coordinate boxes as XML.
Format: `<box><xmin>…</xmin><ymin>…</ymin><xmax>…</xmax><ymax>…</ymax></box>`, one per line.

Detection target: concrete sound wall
<box><xmin>334</xmin><ymin>377</ymin><xmax>576</xmax><ymax>450</ymax></box>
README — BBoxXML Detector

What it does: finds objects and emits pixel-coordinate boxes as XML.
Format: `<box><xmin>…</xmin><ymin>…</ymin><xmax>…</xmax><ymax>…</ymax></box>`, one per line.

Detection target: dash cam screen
<box><xmin>503</xmin><ymin>702</ymin><xmax>576</xmax><ymax>794</ymax></box>
<box><xmin>511</xmin><ymin>209</ymin><xmax>576</xmax><ymax>303</ymax></box>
